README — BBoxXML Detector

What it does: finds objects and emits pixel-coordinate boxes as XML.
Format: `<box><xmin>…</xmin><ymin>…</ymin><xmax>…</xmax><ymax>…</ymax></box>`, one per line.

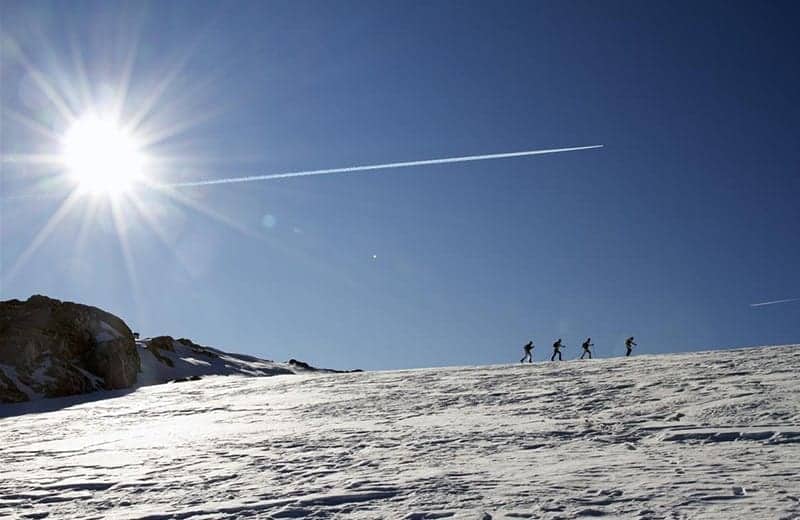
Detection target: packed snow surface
<box><xmin>1</xmin><ymin>346</ymin><xmax>799</xmax><ymax>519</ymax></box>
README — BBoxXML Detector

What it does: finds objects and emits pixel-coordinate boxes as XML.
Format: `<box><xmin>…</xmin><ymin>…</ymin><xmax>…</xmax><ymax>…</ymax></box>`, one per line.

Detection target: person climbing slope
<box><xmin>625</xmin><ymin>336</ymin><xmax>637</xmax><ymax>357</ymax></box>
<box><xmin>520</xmin><ymin>340</ymin><xmax>534</xmax><ymax>363</ymax></box>
<box><xmin>551</xmin><ymin>339</ymin><xmax>565</xmax><ymax>361</ymax></box>
<box><xmin>580</xmin><ymin>337</ymin><xmax>594</xmax><ymax>359</ymax></box>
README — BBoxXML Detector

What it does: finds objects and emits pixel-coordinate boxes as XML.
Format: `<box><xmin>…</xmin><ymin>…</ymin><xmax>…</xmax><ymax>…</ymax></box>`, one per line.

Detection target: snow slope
<box><xmin>1</xmin><ymin>345</ymin><xmax>799</xmax><ymax>519</ymax></box>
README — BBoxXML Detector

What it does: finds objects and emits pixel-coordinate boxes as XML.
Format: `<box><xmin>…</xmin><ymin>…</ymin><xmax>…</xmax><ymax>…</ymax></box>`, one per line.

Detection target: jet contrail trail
<box><xmin>167</xmin><ymin>144</ymin><xmax>603</xmax><ymax>187</ymax></box>
<box><xmin>749</xmin><ymin>298</ymin><xmax>799</xmax><ymax>308</ymax></box>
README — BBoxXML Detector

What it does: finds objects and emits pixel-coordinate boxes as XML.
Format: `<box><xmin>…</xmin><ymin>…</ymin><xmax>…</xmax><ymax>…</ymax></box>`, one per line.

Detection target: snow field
<box><xmin>1</xmin><ymin>345</ymin><xmax>799</xmax><ymax>519</ymax></box>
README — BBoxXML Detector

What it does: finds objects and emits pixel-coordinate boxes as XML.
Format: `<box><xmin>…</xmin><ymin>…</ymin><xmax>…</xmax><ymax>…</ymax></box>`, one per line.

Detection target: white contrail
<box><xmin>167</xmin><ymin>144</ymin><xmax>604</xmax><ymax>187</ymax></box>
<box><xmin>750</xmin><ymin>298</ymin><xmax>799</xmax><ymax>308</ymax></box>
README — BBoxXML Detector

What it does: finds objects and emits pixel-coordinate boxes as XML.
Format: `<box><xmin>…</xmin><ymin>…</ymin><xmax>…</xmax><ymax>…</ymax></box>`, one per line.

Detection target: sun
<box><xmin>61</xmin><ymin>114</ymin><xmax>146</xmax><ymax>195</ymax></box>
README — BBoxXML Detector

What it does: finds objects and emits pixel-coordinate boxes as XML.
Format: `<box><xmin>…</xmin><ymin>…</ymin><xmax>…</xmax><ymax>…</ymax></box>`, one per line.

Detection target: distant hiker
<box><xmin>625</xmin><ymin>336</ymin><xmax>637</xmax><ymax>357</ymax></box>
<box><xmin>520</xmin><ymin>341</ymin><xmax>534</xmax><ymax>363</ymax></box>
<box><xmin>551</xmin><ymin>339</ymin><xmax>564</xmax><ymax>361</ymax></box>
<box><xmin>580</xmin><ymin>337</ymin><xmax>594</xmax><ymax>359</ymax></box>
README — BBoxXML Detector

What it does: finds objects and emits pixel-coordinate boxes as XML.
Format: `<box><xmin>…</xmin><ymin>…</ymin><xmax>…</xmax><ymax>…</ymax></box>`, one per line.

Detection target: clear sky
<box><xmin>1</xmin><ymin>1</ymin><xmax>799</xmax><ymax>370</ymax></box>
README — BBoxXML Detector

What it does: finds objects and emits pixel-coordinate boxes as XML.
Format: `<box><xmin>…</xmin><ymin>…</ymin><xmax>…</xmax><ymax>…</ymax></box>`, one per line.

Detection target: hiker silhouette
<box><xmin>551</xmin><ymin>339</ymin><xmax>564</xmax><ymax>361</ymax></box>
<box><xmin>520</xmin><ymin>341</ymin><xmax>534</xmax><ymax>363</ymax></box>
<box><xmin>580</xmin><ymin>337</ymin><xmax>594</xmax><ymax>359</ymax></box>
<box><xmin>625</xmin><ymin>336</ymin><xmax>637</xmax><ymax>356</ymax></box>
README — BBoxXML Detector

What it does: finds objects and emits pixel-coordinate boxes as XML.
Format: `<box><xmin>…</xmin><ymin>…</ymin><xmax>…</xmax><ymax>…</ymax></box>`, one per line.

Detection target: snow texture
<box><xmin>1</xmin><ymin>345</ymin><xmax>799</xmax><ymax>519</ymax></box>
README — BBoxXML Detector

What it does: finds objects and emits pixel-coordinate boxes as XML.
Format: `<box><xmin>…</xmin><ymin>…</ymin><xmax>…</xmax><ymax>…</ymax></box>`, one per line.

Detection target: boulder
<box><xmin>145</xmin><ymin>336</ymin><xmax>177</xmax><ymax>367</ymax></box>
<box><xmin>288</xmin><ymin>358</ymin><xmax>313</xmax><ymax>370</ymax></box>
<box><xmin>288</xmin><ymin>358</ymin><xmax>363</xmax><ymax>373</ymax></box>
<box><xmin>0</xmin><ymin>295</ymin><xmax>140</xmax><ymax>403</ymax></box>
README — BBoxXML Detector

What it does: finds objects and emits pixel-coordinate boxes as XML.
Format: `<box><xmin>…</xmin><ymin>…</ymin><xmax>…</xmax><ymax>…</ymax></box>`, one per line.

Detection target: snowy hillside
<box><xmin>1</xmin><ymin>345</ymin><xmax>799</xmax><ymax>519</ymax></box>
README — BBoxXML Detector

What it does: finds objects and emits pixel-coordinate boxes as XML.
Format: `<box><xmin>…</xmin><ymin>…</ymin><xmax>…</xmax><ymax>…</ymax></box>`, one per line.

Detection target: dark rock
<box><xmin>176</xmin><ymin>338</ymin><xmax>219</xmax><ymax>359</ymax></box>
<box><xmin>148</xmin><ymin>336</ymin><xmax>176</xmax><ymax>352</ymax></box>
<box><xmin>145</xmin><ymin>336</ymin><xmax>176</xmax><ymax>367</ymax></box>
<box><xmin>288</xmin><ymin>358</ymin><xmax>313</xmax><ymax>370</ymax></box>
<box><xmin>0</xmin><ymin>370</ymin><xmax>28</xmax><ymax>403</ymax></box>
<box><xmin>287</xmin><ymin>358</ymin><xmax>362</xmax><ymax>373</ymax></box>
<box><xmin>0</xmin><ymin>295</ymin><xmax>140</xmax><ymax>403</ymax></box>
<box><xmin>148</xmin><ymin>336</ymin><xmax>219</xmax><ymax>365</ymax></box>
<box><xmin>170</xmin><ymin>375</ymin><xmax>203</xmax><ymax>384</ymax></box>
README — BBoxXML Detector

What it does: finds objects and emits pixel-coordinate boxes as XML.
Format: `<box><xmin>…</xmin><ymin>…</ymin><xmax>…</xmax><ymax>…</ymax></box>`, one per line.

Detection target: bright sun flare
<box><xmin>61</xmin><ymin>115</ymin><xmax>146</xmax><ymax>195</ymax></box>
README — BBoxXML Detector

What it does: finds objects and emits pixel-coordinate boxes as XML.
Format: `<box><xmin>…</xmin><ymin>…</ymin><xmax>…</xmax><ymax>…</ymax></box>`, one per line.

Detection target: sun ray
<box><xmin>13</xmin><ymin>45</ymin><xmax>76</xmax><ymax>124</ymax></box>
<box><xmin>2</xmin><ymin>189</ymin><xmax>83</xmax><ymax>284</ymax></box>
<box><xmin>131</xmin><ymin>62</ymin><xmax>232</xmax><ymax>148</ymax></box>
<box><xmin>124</xmin><ymin>50</ymin><xmax>192</xmax><ymax>135</ymax></box>
<box><xmin>123</xmin><ymin>15</ymin><xmax>224</xmax><ymax>137</ymax></box>
<box><xmin>0</xmin><ymin>192</ymin><xmax>66</xmax><ymax>202</ymax></box>
<box><xmin>36</xmin><ymin>25</ymin><xmax>85</xmax><ymax>118</ymax></box>
<box><xmin>134</xmin><ymin>109</ymin><xmax>221</xmax><ymax>147</ymax></box>
<box><xmin>0</xmin><ymin>153</ymin><xmax>63</xmax><ymax>166</ymax></box>
<box><xmin>109</xmin><ymin>195</ymin><xmax>143</xmax><ymax>305</ymax></box>
<box><xmin>111</xmin><ymin>25</ymin><xmax>143</xmax><ymax>124</ymax></box>
<box><xmin>144</xmin><ymin>180</ymin><xmax>262</xmax><ymax>240</ymax></box>
<box><xmin>2</xmin><ymin>107</ymin><xmax>64</xmax><ymax>144</ymax></box>
<box><xmin>136</xmin><ymin>103</ymin><xmax>225</xmax><ymax>149</ymax></box>
<box><xmin>67</xmin><ymin>33</ymin><xmax>96</xmax><ymax>115</ymax></box>
<box><xmin>73</xmin><ymin>195</ymin><xmax>103</xmax><ymax>257</ymax></box>
<box><xmin>125</xmin><ymin>191</ymin><xmax>196</xmax><ymax>277</ymax></box>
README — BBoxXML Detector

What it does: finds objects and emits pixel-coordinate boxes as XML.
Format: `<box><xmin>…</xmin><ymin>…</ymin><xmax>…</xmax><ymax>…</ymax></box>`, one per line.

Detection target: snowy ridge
<box><xmin>137</xmin><ymin>336</ymin><xmax>359</xmax><ymax>387</ymax></box>
<box><xmin>1</xmin><ymin>345</ymin><xmax>799</xmax><ymax>519</ymax></box>
<box><xmin>136</xmin><ymin>337</ymin><xmax>295</xmax><ymax>386</ymax></box>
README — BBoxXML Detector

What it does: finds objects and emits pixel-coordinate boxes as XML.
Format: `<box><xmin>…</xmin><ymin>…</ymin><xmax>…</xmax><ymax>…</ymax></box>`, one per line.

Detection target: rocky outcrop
<box><xmin>287</xmin><ymin>358</ymin><xmax>314</xmax><ymax>370</ymax></box>
<box><xmin>137</xmin><ymin>336</ymin><xmax>294</xmax><ymax>386</ymax></box>
<box><xmin>1</xmin><ymin>295</ymin><xmax>363</xmax><ymax>405</ymax></box>
<box><xmin>145</xmin><ymin>336</ymin><xmax>177</xmax><ymax>367</ymax></box>
<box><xmin>0</xmin><ymin>295</ymin><xmax>140</xmax><ymax>403</ymax></box>
<box><xmin>0</xmin><ymin>369</ymin><xmax>28</xmax><ymax>403</ymax></box>
<box><xmin>288</xmin><ymin>358</ymin><xmax>363</xmax><ymax>373</ymax></box>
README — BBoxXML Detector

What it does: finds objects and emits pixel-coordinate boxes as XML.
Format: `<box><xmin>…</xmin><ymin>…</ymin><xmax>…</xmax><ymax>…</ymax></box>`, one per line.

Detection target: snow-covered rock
<box><xmin>0</xmin><ymin>295</ymin><xmax>139</xmax><ymax>402</ymax></box>
<box><xmin>135</xmin><ymin>337</ymin><xmax>362</xmax><ymax>386</ymax></box>
<box><xmin>287</xmin><ymin>357</ymin><xmax>363</xmax><ymax>373</ymax></box>
<box><xmin>1</xmin><ymin>345</ymin><xmax>798</xmax><ymax>518</ymax></box>
<box><xmin>136</xmin><ymin>336</ymin><xmax>294</xmax><ymax>385</ymax></box>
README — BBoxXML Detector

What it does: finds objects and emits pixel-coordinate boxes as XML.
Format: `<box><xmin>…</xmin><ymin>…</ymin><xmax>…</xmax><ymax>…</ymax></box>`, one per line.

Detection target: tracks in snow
<box><xmin>1</xmin><ymin>346</ymin><xmax>799</xmax><ymax>519</ymax></box>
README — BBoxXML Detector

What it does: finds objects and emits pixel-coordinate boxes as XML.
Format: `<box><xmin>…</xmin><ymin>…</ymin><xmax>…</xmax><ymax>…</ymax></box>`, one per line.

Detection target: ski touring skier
<box><xmin>520</xmin><ymin>341</ymin><xmax>534</xmax><ymax>363</ymax></box>
<box><xmin>551</xmin><ymin>339</ymin><xmax>564</xmax><ymax>361</ymax></box>
<box><xmin>580</xmin><ymin>337</ymin><xmax>594</xmax><ymax>359</ymax></box>
<box><xmin>625</xmin><ymin>336</ymin><xmax>637</xmax><ymax>357</ymax></box>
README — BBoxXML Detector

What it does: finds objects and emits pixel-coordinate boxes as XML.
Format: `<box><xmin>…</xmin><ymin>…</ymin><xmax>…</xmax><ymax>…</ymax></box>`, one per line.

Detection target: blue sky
<box><xmin>1</xmin><ymin>1</ymin><xmax>799</xmax><ymax>370</ymax></box>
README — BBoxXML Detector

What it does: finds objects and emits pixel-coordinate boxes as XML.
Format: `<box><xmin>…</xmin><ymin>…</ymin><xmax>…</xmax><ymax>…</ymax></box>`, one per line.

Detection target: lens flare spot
<box><xmin>261</xmin><ymin>214</ymin><xmax>277</xmax><ymax>229</ymax></box>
